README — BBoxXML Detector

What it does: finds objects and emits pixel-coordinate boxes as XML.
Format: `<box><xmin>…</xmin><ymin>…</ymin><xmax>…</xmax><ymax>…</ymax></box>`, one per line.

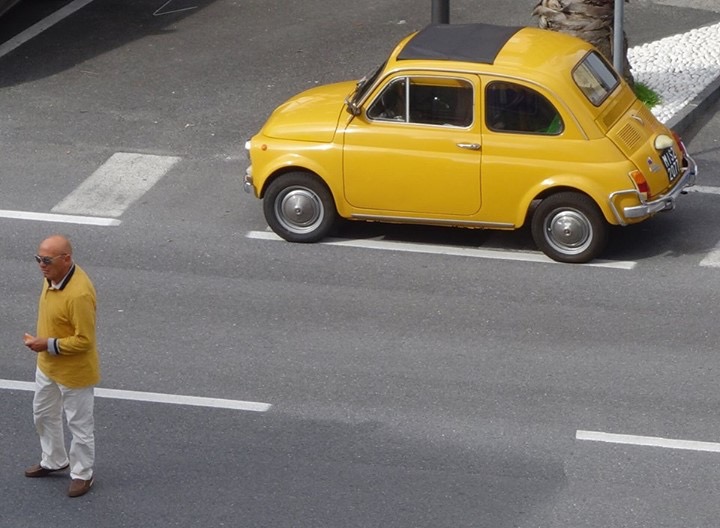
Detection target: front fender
<box><xmin>250</xmin><ymin>140</ymin><xmax>343</xmax><ymax>199</ymax></box>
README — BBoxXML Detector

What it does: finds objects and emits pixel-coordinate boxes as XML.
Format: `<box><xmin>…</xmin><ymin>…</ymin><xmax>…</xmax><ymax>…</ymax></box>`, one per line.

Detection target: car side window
<box><xmin>485</xmin><ymin>81</ymin><xmax>563</xmax><ymax>135</ymax></box>
<box><xmin>367</xmin><ymin>76</ymin><xmax>473</xmax><ymax>127</ymax></box>
<box><xmin>367</xmin><ymin>78</ymin><xmax>407</xmax><ymax>121</ymax></box>
<box><xmin>407</xmin><ymin>77</ymin><xmax>473</xmax><ymax>127</ymax></box>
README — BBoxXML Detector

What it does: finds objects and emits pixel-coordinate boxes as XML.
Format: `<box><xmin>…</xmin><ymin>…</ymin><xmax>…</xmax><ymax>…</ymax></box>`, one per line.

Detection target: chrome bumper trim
<box><xmin>243</xmin><ymin>167</ymin><xmax>254</xmax><ymax>194</ymax></box>
<box><xmin>610</xmin><ymin>153</ymin><xmax>698</xmax><ymax>225</ymax></box>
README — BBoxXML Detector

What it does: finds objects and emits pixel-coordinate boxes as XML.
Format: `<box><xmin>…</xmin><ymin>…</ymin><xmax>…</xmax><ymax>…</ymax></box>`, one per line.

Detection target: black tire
<box><xmin>263</xmin><ymin>172</ymin><xmax>337</xmax><ymax>243</ymax></box>
<box><xmin>531</xmin><ymin>192</ymin><xmax>608</xmax><ymax>263</ymax></box>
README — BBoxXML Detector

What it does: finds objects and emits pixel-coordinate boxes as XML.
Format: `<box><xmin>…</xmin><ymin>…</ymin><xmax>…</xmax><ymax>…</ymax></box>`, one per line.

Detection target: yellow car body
<box><xmin>244</xmin><ymin>23</ymin><xmax>696</xmax><ymax>263</ymax></box>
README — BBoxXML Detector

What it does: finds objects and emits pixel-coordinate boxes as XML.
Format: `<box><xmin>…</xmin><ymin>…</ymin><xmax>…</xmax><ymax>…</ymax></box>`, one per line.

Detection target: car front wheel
<box><xmin>531</xmin><ymin>192</ymin><xmax>608</xmax><ymax>263</ymax></box>
<box><xmin>263</xmin><ymin>172</ymin><xmax>337</xmax><ymax>243</ymax></box>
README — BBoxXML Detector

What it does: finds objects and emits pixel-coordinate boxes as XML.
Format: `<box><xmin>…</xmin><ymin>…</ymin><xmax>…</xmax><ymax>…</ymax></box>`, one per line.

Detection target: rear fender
<box><xmin>515</xmin><ymin>175</ymin><xmax>621</xmax><ymax>227</ymax></box>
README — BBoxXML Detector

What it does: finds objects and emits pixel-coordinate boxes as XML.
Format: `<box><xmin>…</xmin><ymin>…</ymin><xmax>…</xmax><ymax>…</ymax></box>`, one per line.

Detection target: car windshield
<box><xmin>572</xmin><ymin>52</ymin><xmax>620</xmax><ymax>106</ymax></box>
<box><xmin>348</xmin><ymin>62</ymin><xmax>386</xmax><ymax>108</ymax></box>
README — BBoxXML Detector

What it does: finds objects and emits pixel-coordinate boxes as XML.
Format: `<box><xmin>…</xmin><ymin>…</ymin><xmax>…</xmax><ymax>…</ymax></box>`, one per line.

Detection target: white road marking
<box><xmin>700</xmin><ymin>245</ymin><xmax>720</xmax><ymax>267</ymax></box>
<box><xmin>51</xmin><ymin>152</ymin><xmax>181</xmax><ymax>218</ymax></box>
<box><xmin>651</xmin><ymin>185</ymin><xmax>719</xmax><ymax>268</ymax></box>
<box><xmin>246</xmin><ymin>230</ymin><xmax>637</xmax><ymax>270</ymax></box>
<box><xmin>576</xmin><ymin>430</ymin><xmax>720</xmax><ymax>453</ymax></box>
<box><xmin>695</xmin><ymin>187</ymin><xmax>720</xmax><ymax>267</ymax></box>
<box><xmin>686</xmin><ymin>186</ymin><xmax>720</xmax><ymax>195</ymax></box>
<box><xmin>0</xmin><ymin>209</ymin><xmax>120</xmax><ymax>226</ymax></box>
<box><xmin>0</xmin><ymin>379</ymin><xmax>271</xmax><ymax>413</ymax></box>
<box><xmin>154</xmin><ymin>0</ymin><xmax>198</xmax><ymax>16</ymax></box>
<box><xmin>0</xmin><ymin>0</ymin><xmax>97</xmax><ymax>59</ymax></box>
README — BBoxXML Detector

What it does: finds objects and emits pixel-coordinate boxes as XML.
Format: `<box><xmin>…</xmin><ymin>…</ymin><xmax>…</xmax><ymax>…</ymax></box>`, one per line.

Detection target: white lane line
<box><xmin>0</xmin><ymin>0</ymin><xmax>97</xmax><ymax>59</ymax></box>
<box><xmin>0</xmin><ymin>379</ymin><xmax>271</xmax><ymax>413</ymax></box>
<box><xmin>0</xmin><ymin>209</ymin><xmax>120</xmax><ymax>226</ymax></box>
<box><xmin>51</xmin><ymin>152</ymin><xmax>181</xmax><ymax>218</ymax></box>
<box><xmin>96</xmin><ymin>388</ymin><xmax>271</xmax><ymax>412</ymax></box>
<box><xmin>576</xmin><ymin>430</ymin><xmax>720</xmax><ymax>453</ymax></box>
<box><xmin>686</xmin><ymin>186</ymin><xmax>720</xmax><ymax>195</ymax></box>
<box><xmin>246</xmin><ymin>230</ymin><xmax>637</xmax><ymax>270</ymax></box>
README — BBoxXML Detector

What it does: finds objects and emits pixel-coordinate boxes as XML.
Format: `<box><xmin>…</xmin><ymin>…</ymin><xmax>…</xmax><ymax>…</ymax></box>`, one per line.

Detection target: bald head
<box><xmin>36</xmin><ymin>235</ymin><xmax>74</xmax><ymax>283</ymax></box>
<box><xmin>39</xmin><ymin>235</ymin><xmax>73</xmax><ymax>256</ymax></box>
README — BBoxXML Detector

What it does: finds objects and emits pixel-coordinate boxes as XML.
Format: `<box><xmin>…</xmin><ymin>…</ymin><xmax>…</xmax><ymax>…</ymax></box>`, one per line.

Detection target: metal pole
<box><xmin>613</xmin><ymin>0</ymin><xmax>624</xmax><ymax>73</ymax></box>
<box><xmin>431</xmin><ymin>0</ymin><xmax>449</xmax><ymax>24</ymax></box>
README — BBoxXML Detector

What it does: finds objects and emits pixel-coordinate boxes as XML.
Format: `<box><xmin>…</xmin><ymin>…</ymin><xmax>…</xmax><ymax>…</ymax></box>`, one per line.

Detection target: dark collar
<box><xmin>47</xmin><ymin>264</ymin><xmax>76</xmax><ymax>291</ymax></box>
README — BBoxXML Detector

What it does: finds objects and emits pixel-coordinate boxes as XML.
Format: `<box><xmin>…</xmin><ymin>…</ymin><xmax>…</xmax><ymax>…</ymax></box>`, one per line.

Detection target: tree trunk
<box><xmin>532</xmin><ymin>0</ymin><xmax>634</xmax><ymax>85</ymax></box>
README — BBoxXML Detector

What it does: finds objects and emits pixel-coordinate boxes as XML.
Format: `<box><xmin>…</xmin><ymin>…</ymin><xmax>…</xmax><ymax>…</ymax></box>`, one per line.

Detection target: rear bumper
<box><xmin>610</xmin><ymin>153</ymin><xmax>698</xmax><ymax>224</ymax></box>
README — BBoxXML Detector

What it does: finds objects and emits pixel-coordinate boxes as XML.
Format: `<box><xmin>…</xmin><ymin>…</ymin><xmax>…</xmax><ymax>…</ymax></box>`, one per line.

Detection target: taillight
<box><xmin>629</xmin><ymin>170</ymin><xmax>650</xmax><ymax>201</ymax></box>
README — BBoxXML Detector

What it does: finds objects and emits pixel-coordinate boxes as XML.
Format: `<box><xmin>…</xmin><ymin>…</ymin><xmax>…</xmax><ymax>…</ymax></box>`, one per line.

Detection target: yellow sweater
<box><xmin>36</xmin><ymin>264</ymin><xmax>101</xmax><ymax>388</ymax></box>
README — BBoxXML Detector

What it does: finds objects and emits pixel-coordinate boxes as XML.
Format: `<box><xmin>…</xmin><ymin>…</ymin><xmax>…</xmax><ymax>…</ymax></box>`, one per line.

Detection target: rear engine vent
<box><xmin>617</xmin><ymin>123</ymin><xmax>642</xmax><ymax>151</ymax></box>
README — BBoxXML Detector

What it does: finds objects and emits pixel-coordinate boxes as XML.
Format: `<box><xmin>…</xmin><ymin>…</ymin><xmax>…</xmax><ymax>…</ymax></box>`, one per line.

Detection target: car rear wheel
<box><xmin>263</xmin><ymin>172</ymin><xmax>337</xmax><ymax>243</ymax></box>
<box><xmin>531</xmin><ymin>192</ymin><xmax>608</xmax><ymax>263</ymax></box>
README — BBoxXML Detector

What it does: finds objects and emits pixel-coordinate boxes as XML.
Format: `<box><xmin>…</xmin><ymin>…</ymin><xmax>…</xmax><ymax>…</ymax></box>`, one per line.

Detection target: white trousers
<box><xmin>33</xmin><ymin>367</ymin><xmax>95</xmax><ymax>480</ymax></box>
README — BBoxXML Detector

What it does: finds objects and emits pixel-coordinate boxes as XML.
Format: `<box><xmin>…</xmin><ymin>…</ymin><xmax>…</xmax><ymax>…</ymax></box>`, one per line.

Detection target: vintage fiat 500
<box><xmin>244</xmin><ymin>23</ymin><xmax>696</xmax><ymax>263</ymax></box>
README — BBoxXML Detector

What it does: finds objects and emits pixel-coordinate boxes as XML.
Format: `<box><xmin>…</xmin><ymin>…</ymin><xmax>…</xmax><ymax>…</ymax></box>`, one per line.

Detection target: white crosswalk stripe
<box><xmin>51</xmin><ymin>152</ymin><xmax>181</xmax><ymax>218</ymax></box>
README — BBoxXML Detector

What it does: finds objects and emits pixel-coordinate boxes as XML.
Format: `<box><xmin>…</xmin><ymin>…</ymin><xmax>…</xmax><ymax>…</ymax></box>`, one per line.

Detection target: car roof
<box><xmin>397</xmin><ymin>24</ymin><xmax>524</xmax><ymax>64</ymax></box>
<box><xmin>390</xmin><ymin>23</ymin><xmax>593</xmax><ymax>77</ymax></box>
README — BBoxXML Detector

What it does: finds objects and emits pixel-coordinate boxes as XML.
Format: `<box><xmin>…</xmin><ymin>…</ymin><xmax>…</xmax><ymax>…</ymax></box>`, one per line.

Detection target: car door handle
<box><xmin>457</xmin><ymin>143</ymin><xmax>481</xmax><ymax>151</ymax></box>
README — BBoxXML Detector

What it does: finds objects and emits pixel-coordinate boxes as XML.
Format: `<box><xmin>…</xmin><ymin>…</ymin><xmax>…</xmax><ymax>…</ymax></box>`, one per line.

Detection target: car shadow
<box><xmin>603</xmin><ymin>195</ymin><xmax>720</xmax><ymax>262</ymax></box>
<box><xmin>333</xmin><ymin>220</ymin><xmax>537</xmax><ymax>252</ymax></box>
<box><xmin>331</xmin><ymin>198</ymin><xmax>716</xmax><ymax>265</ymax></box>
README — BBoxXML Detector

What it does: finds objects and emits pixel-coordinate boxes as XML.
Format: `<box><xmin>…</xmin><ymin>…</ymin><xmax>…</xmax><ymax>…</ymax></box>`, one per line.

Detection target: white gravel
<box><xmin>628</xmin><ymin>21</ymin><xmax>720</xmax><ymax>123</ymax></box>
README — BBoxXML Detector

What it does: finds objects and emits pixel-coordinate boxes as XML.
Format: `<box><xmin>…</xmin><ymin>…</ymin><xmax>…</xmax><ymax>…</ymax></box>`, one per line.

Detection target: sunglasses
<box><xmin>34</xmin><ymin>254</ymin><xmax>67</xmax><ymax>265</ymax></box>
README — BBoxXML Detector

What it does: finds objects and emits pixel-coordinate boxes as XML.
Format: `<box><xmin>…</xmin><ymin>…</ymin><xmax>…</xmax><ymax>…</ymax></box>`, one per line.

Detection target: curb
<box><xmin>665</xmin><ymin>74</ymin><xmax>720</xmax><ymax>137</ymax></box>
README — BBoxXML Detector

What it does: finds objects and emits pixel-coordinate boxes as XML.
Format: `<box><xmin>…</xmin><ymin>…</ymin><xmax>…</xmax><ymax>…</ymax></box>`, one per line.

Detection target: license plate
<box><xmin>660</xmin><ymin>147</ymin><xmax>680</xmax><ymax>182</ymax></box>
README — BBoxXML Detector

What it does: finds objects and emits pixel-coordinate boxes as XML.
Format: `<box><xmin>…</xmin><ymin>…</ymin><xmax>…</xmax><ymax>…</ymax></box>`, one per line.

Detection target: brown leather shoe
<box><xmin>68</xmin><ymin>477</ymin><xmax>94</xmax><ymax>498</ymax></box>
<box><xmin>24</xmin><ymin>463</ymin><xmax>69</xmax><ymax>478</ymax></box>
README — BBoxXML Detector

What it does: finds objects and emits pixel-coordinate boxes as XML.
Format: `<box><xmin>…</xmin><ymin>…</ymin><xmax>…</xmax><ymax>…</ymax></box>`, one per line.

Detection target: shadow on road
<box><xmin>0</xmin><ymin>0</ymin><xmax>220</xmax><ymax>88</ymax></box>
<box><xmin>1</xmin><ymin>396</ymin><xmax>569</xmax><ymax>527</ymax></box>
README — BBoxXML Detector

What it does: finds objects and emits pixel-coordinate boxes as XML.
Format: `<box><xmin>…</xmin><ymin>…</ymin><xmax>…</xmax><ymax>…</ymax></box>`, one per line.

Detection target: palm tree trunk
<box><xmin>532</xmin><ymin>0</ymin><xmax>634</xmax><ymax>85</ymax></box>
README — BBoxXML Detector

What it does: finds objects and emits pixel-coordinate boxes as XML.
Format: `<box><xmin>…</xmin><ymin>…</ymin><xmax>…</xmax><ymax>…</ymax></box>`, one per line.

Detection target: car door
<box><xmin>478</xmin><ymin>78</ymin><xmax>586</xmax><ymax>224</ymax></box>
<box><xmin>341</xmin><ymin>74</ymin><xmax>482</xmax><ymax>217</ymax></box>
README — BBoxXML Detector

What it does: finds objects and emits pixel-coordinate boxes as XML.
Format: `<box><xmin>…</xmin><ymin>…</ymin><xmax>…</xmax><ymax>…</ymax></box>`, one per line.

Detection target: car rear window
<box><xmin>572</xmin><ymin>52</ymin><xmax>619</xmax><ymax>106</ymax></box>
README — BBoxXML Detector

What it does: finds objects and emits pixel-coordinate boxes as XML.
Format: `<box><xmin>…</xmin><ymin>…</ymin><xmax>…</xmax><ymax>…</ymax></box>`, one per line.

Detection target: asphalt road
<box><xmin>1</xmin><ymin>1</ymin><xmax>720</xmax><ymax>527</ymax></box>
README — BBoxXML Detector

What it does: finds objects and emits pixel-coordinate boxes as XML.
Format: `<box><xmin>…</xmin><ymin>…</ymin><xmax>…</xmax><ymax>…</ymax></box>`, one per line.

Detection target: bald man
<box><xmin>23</xmin><ymin>235</ymin><xmax>100</xmax><ymax>498</ymax></box>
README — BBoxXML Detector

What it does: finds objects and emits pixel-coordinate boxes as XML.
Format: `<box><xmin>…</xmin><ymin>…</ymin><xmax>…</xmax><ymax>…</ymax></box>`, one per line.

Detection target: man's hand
<box><xmin>23</xmin><ymin>333</ymin><xmax>48</xmax><ymax>353</ymax></box>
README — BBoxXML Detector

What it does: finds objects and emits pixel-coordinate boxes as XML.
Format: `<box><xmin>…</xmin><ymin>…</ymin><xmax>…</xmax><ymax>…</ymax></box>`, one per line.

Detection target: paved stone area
<box><xmin>629</xmin><ymin>21</ymin><xmax>720</xmax><ymax>125</ymax></box>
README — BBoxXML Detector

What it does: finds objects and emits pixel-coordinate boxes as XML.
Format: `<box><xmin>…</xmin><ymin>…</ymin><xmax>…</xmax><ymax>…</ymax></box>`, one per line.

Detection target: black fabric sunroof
<box><xmin>397</xmin><ymin>23</ymin><xmax>523</xmax><ymax>64</ymax></box>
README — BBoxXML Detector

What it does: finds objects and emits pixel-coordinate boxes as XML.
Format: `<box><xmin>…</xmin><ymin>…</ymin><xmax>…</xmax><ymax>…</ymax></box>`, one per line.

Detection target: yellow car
<box><xmin>244</xmin><ymin>23</ymin><xmax>697</xmax><ymax>263</ymax></box>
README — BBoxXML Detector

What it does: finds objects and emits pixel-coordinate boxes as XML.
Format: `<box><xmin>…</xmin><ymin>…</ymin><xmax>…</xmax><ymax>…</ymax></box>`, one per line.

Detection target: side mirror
<box><xmin>345</xmin><ymin>98</ymin><xmax>361</xmax><ymax>116</ymax></box>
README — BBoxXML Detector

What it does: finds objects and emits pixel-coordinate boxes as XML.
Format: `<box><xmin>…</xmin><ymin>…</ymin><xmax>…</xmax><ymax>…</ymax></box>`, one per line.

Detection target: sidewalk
<box><xmin>629</xmin><ymin>20</ymin><xmax>720</xmax><ymax>135</ymax></box>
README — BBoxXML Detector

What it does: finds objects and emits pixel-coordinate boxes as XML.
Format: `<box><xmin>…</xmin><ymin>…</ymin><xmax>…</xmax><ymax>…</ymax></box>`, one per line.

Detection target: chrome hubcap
<box><xmin>276</xmin><ymin>188</ymin><xmax>324</xmax><ymax>233</ymax></box>
<box><xmin>545</xmin><ymin>210</ymin><xmax>592</xmax><ymax>254</ymax></box>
